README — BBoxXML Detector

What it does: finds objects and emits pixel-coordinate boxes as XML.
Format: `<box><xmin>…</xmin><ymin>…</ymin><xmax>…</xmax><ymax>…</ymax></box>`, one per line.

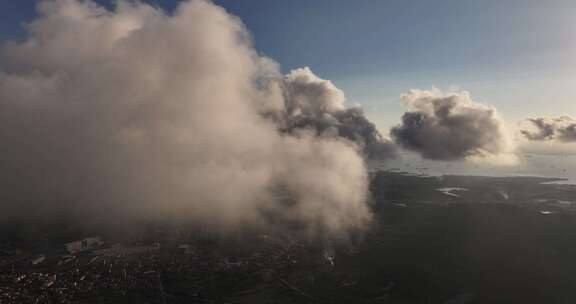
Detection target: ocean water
<box><xmin>367</xmin><ymin>153</ymin><xmax>576</xmax><ymax>184</ymax></box>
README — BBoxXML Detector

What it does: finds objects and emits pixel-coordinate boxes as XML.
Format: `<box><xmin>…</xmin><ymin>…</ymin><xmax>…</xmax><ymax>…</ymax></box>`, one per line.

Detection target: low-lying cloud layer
<box><xmin>520</xmin><ymin>116</ymin><xmax>576</xmax><ymax>142</ymax></box>
<box><xmin>0</xmin><ymin>0</ymin><xmax>375</xmax><ymax>237</ymax></box>
<box><xmin>390</xmin><ymin>89</ymin><xmax>514</xmax><ymax>161</ymax></box>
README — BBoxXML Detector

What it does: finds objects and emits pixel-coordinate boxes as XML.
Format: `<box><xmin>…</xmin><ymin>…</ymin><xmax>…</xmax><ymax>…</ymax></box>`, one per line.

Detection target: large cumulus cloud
<box><xmin>520</xmin><ymin>116</ymin><xmax>576</xmax><ymax>142</ymax></box>
<box><xmin>268</xmin><ymin>67</ymin><xmax>397</xmax><ymax>160</ymax></box>
<box><xmin>0</xmin><ymin>0</ymin><xmax>373</xmax><ymax>237</ymax></box>
<box><xmin>390</xmin><ymin>89</ymin><xmax>514</xmax><ymax>161</ymax></box>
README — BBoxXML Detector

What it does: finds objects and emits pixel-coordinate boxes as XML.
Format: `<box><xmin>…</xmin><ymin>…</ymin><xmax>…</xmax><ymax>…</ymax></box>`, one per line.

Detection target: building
<box><xmin>65</xmin><ymin>237</ymin><xmax>103</xmax><ymax>254</ymax></box>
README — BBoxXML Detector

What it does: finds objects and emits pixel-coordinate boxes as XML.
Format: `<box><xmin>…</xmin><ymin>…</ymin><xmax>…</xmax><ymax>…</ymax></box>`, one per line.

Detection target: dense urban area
<box><xmin>3</xmin><ymin>171</ymin><xmax>576</xmax><ymax>303</ymax></box>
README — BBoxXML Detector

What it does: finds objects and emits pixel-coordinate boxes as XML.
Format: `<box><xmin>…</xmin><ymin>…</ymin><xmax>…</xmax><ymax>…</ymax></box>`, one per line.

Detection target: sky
<box><xmin>0</xmin><ymin>0</ymin><xmax>575</xmax><ymax>131</ymax></box>
<box><xmin>0</xmin><ymin>0</ymin><xmax>574</xmax><ymax>228</ymax></box>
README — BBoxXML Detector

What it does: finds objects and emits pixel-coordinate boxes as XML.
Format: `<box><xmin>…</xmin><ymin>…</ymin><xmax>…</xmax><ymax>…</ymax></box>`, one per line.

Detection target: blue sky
<box><xmin>1</xmin><ymin>0</ymin><xmax>575</xmax><ymax>131</ymax></box>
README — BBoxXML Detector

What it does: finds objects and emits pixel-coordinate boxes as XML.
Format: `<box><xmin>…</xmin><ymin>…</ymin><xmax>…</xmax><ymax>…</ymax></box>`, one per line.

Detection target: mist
<box><xmin>0</xmin><ymin>0</ymin><xmax>375</xmax><ymax>238</ymax></box>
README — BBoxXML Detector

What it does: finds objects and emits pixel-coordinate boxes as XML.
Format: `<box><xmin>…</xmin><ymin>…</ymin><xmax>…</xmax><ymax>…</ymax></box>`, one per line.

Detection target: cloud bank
<box><xmin>390</xmin><ymin>89</ymin><xmax>514</xmax><ymax>161</ymax></box>
<box><xmin>520</xmin><ymin>116</ymin><xmax>576</xmax><ymax>142</ymax></box>
<box><xmin>0</xmin><ymin>0</ymin><xmax>374</xmax><ymax>237</ymax></box>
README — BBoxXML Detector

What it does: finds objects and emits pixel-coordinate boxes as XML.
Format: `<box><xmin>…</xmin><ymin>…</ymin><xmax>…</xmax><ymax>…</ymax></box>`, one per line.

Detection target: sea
<box><xmin>367</xmin><ymin>153</ymin><xmax>576</xmax><ymax>185</ymax></box>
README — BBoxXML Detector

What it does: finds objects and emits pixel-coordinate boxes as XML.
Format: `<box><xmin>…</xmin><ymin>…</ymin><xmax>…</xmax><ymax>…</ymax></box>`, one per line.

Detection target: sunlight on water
<box><xmin>368</xmin><ymin>153</ymin><xmax>576</xmax><ymax>184</ymax></box>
